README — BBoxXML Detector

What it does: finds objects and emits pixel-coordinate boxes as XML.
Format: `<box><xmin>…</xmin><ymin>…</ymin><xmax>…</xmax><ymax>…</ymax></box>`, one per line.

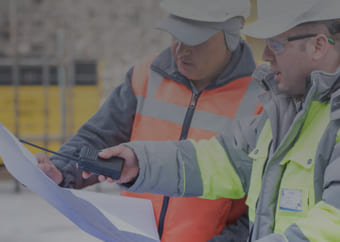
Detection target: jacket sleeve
<box><xmin>51</xmin><ymin>67</ymin><xmax>137</xmax><ymax>188</ymax></box>
<box><xmin>123</xmin><ymin>115</ymin><xmax>262</xmax><ymax>199</ymax></box>
<box><xmin>257</xmin><ymin>140</ymin><xmax>340</xmax><ymax>242</ymax></box>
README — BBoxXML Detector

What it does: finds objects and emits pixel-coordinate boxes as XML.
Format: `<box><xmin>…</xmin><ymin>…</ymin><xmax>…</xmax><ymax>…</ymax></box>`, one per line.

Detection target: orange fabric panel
<box><xmin>131</xmin><ymin>69</ymin><xmax>149</xmax><ymax>97</ymax></box>
<box><xmin>131</xmin><ymin>55</ymin><xmax>157</xmax><ymax>97</ymax></box>
<box><xmin>130</xmin><ymin>113</ymin><xmax>182</xmax><ymax>141</ymax></box>
<box><xmin>121</xmin><ymin>192</ymin><xmax>247</xmax><ymax>242</ymax></box>
<box><xmin>162</xmin><ymin>197</ymin><xmax>233</xmax><ymax>242</ymax></box>
<box><xmin>196</xmin><ymin>76</ymin><xmax>252</xmax><ymax>118</ymax></box>
<box><xmin>153</xmin><ymin>77</ymin><xmax>192</xmax><ymax>107</ymax></box>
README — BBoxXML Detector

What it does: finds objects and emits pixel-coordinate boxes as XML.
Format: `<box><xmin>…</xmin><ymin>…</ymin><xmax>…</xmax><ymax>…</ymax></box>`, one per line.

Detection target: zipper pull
<box><xmin>189</xmin><ymin>93</ymin><xmax>198</xmax><ymax>108</ymax></box>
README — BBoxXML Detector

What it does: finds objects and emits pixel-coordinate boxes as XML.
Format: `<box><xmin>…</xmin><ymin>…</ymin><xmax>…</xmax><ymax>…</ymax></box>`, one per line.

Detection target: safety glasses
<box><xmin>265</xmin><ymin>33</ymin><xmax>335</xmax><ymax>54</ymax></box>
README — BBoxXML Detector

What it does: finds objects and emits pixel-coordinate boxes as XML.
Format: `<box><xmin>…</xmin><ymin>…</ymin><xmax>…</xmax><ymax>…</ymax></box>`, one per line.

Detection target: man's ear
<box><xmin>310</xmin><ymin>34</ymin><xmax>330</xmax><ymax>61</ymax></box>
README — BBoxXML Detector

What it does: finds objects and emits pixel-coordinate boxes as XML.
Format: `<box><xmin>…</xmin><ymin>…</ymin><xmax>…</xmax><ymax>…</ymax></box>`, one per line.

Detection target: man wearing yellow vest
<box><xmin>36</xmin><ymin>0</ymin><xmax>263</xmax><ymax>241</ymax></box>
<box><xmin>86</xmin><ymin>0</ymin><xmax>340</xmax><ymax>241</ymax></box>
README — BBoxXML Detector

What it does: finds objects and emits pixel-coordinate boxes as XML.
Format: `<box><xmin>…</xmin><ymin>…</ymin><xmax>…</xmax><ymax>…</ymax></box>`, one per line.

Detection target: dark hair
<box><xmin>327</xmin><ymin>21</ymin><xmax>340</xmax><ymax>35</ymax></box>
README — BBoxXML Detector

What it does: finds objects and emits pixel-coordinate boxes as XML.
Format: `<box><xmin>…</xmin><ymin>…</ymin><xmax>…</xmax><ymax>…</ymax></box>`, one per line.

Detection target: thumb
<box><xmin>99</xmin><ymin>145</ymin><xmax>139</xmax><ymax>184</ymax></box>
<box><xmin>99</xmin><ymin>145</ymin><xmax>130</xmax><ymax>159</ymax></box>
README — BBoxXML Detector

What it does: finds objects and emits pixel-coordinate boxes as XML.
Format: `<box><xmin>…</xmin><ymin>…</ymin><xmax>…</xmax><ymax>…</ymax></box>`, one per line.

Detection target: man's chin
<box><xmin>277</xmin><ymin>83</ymin><xmax>290</xmax><ymax>94</ymax></box>
<box><xmin>178</xmin><ymin>68</ymin><xmax>194</xmax><ymax>79</ymax></box>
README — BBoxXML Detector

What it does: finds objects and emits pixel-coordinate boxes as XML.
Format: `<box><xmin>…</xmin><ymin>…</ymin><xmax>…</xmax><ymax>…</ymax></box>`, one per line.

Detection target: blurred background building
<box><xmin>0</xmin><ymin>0</ymin><xmax>169</xmax><ymax>91</ymax></box>
<box><xmin>0</xmin><ymin>0</ymin><xmax>169</xmax><ymax>157</ymax></box>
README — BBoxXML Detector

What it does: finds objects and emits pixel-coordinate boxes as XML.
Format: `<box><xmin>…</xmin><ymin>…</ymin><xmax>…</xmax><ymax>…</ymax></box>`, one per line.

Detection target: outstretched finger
<box><xmin>98</xmin><ymin>145</ymin><xmax>125</xmax><ymax>159</ymax></box>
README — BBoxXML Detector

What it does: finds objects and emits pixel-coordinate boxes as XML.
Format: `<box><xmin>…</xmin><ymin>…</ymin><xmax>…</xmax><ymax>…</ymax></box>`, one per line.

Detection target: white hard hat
<box><xmin>157</xmin><ymin>15</ymin><xmax>244</xmax><ymax>48</ymax></box>
<box><xmin>157</xmin><ymin>0</ymin><xmax>249</xmax><ymax>50</ymax></box>
<box><xmin>160</xmin><ymin>0</ymin><xmax>250</xmax><ymax>22</ymax></box>
<box><xmin>243</xmin><ymin>0</ymin><xmax>340</xmax><ymax>39</ymax></box>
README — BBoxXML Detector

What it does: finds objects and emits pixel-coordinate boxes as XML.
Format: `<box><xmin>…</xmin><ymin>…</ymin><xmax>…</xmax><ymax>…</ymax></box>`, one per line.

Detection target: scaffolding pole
<box><xmin>57</xmin><ymin>29</ymin><xmax>67</xmax><ymax>144</ymax></box>
<box><xmin>10</xmin><ymin>0</ymin><xmax>21</xmax><ymax>193</ymax></box>
<box><xmin>42</xmin><ymin>55</ymin><xmax>50</xmax><ymax>148</ymax></box>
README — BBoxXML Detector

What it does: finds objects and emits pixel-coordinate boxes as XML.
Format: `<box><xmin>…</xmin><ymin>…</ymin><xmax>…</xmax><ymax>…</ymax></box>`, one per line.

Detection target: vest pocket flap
<box><xmin>249</xmin><ymin>147</ymin><xmax>268</xmax><ymax>159</ymax></box>
<box><xmin>280</xmin><ymin>157</ymin><xmax>313</xmax><ymax>169</ymax></box>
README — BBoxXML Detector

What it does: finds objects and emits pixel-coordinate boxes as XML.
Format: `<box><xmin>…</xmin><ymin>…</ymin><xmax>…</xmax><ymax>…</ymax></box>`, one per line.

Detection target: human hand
<box><xmin>82</xmin><ymin>145</ymin><xmax>139</xmax><ymax>184</ymax></box>
<box><xmin>35</xmin><ymin>152</ymin><xmax>63</xmax><ymax>185</ymax></box>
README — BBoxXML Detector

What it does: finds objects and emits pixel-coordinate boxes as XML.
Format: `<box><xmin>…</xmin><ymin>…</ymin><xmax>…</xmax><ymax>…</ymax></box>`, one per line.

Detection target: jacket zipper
<box><xmin>158</xmin><ymin>92</ymin><xmax>199</xmax><ymax>239</ymax></box>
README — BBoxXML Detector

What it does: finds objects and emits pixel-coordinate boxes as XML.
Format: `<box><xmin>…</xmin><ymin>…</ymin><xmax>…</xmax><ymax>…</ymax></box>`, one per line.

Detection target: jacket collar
<box><xmin>261</xmin><ymin>65</ymin><xmax>340</xmax><ymax>105</ymax></box>
<box><xmin>258</xmin><ymin>65</ymin><xmax>340</xmax><ymax>149</ymax></box>
<box><xmin>307</xmin><ymin>66</ymin><xmax>340</xmax><ymax>103</ymax></box>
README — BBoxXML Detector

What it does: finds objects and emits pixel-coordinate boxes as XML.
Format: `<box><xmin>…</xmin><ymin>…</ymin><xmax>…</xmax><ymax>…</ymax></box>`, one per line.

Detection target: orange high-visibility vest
<box><xmin>122</xmin><ymin>56</ymin><xmax>262</xmax><ymax>242</ymax></box>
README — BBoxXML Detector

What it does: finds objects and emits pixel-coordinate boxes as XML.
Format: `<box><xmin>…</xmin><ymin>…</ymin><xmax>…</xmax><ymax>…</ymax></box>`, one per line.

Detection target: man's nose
<box><xmin>262</xmin><ymin>45</ymin><xmax>275</xmax><ymax>62</ymax></box>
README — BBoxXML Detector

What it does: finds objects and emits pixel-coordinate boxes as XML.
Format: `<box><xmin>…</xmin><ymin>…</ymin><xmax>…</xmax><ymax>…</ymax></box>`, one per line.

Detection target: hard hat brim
<box><xmin>157</xmin><ymin>15</ymin><xmax>221</xmax><ymax>46</ymax></box>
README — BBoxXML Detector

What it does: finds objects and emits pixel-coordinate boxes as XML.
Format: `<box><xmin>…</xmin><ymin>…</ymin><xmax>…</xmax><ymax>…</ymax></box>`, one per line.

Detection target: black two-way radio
<box><xmin>20</xmin><ymin>139</ymin><xmax>124</xmax><ymax>180</ymax></box>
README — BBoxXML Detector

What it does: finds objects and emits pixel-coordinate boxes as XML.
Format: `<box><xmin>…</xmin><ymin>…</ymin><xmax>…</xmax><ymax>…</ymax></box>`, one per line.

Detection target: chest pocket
<box><xmin>274</xmin><ymin>102</ymin><xmax>330</xmax><ymax>234</ymax></box>
<box><xmin>246</xmin><ymin>120</ymin><xmax>272</xmax><ymax>223</ymax></box>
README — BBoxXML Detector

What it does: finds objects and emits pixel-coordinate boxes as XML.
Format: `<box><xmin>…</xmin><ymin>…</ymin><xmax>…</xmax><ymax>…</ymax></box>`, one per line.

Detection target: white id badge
<box><xmin>279</xmin><ymin>189</ymin><xmax>302</xmax><ymax>212</ymax></box>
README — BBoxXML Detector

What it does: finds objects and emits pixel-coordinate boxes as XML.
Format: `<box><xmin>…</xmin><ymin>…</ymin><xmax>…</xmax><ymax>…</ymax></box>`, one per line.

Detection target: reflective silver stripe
<box><xmin>190</xmin><ymin>110</ymin><xmax>232</xmax><ymax>133</ymax></box>
<box><xmin>146</xmin><ymin>69</ymin><xmax>163</xmax><ymax>98</ymax></box>
<box><xmin>284</xmin><ymin>223</ymin><xmax>309</xmax><ymax>241</ymax></box>
<box><xmin>235</xmin><ymin>79</ymin><xmax>262</xmax><ymax>120</ymax></box>
<box><xmin>136</xmin><ymin>95</ymin><xmax>187</xmax><ymax>124</ymax></box>
<box><xmin>180</xmin><ymin>140</ymin><xmax>203</xmax><ymax>196</ymax></box>
<box><xmin>136</xmin><ymin>95</ymin><xmax>232</xmax><ymax>133</ymax></box>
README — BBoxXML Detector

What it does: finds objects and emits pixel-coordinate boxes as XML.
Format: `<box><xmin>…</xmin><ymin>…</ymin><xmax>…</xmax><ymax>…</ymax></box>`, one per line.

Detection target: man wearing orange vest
<box><xmin>36</xmin><ymin>0</ymin><xmax>262</xmax><ymax>241</ymax></box>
